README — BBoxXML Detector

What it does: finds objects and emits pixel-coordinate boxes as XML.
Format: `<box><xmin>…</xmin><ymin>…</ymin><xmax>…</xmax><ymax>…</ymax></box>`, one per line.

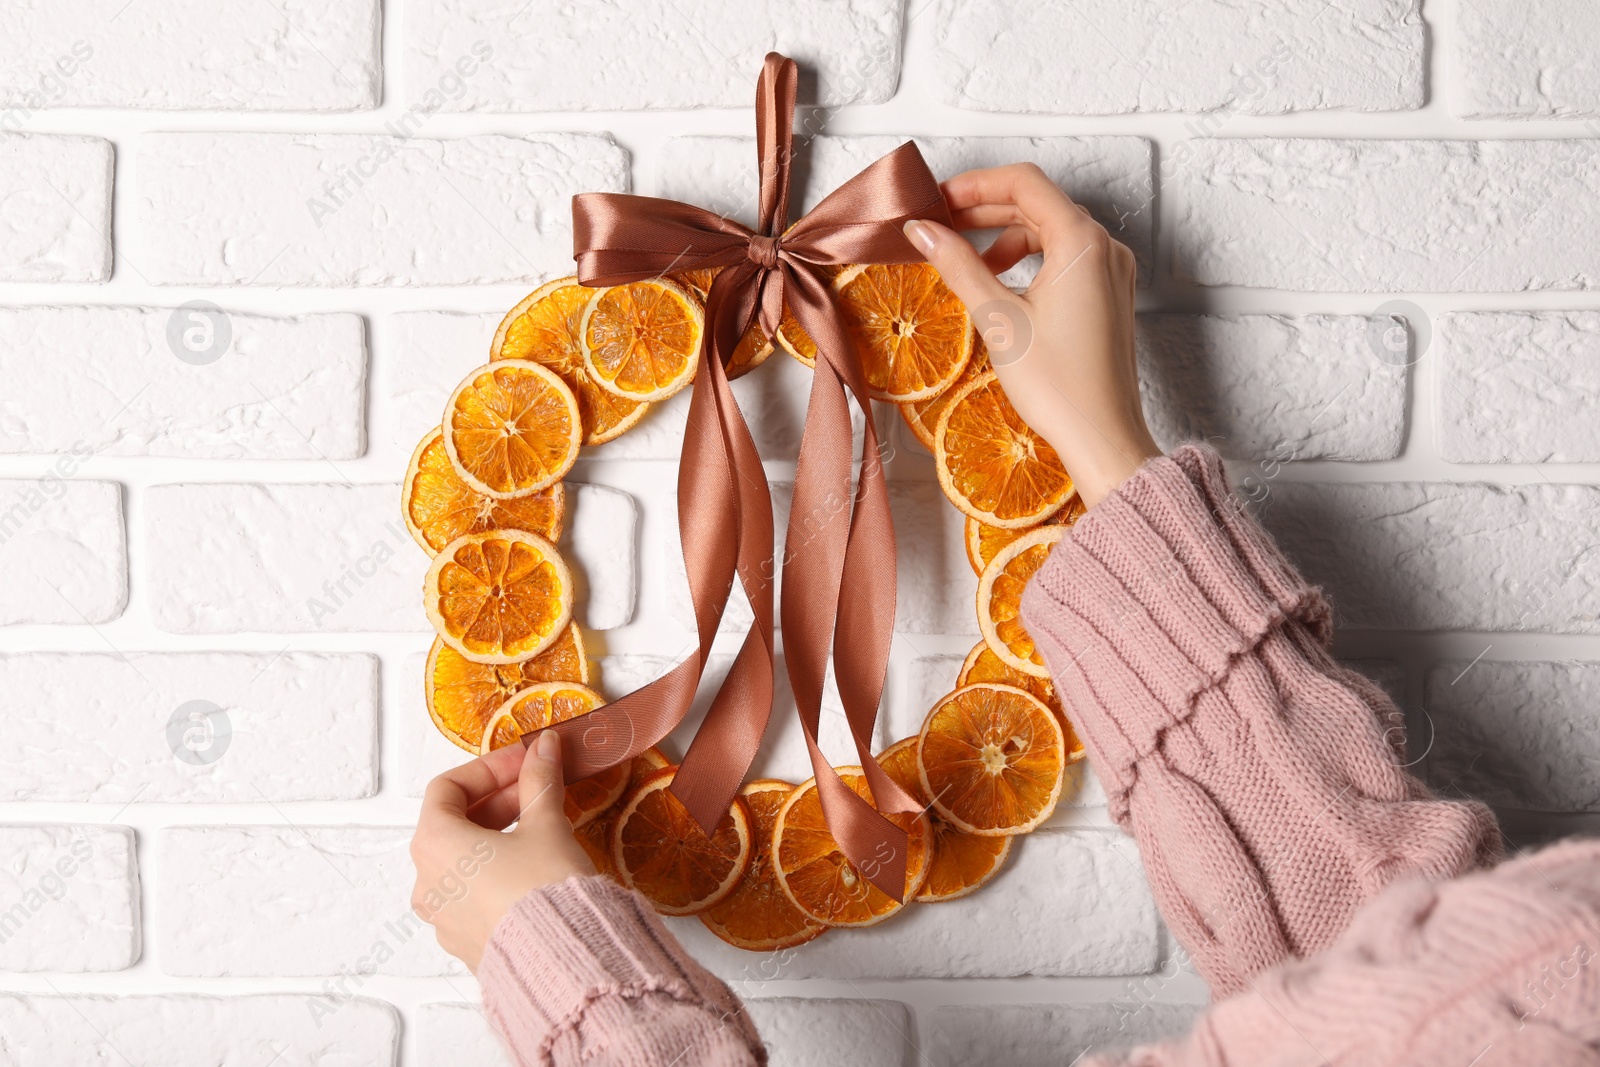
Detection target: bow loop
<box><xmin>555</xmin><ymin>52</ymin><xmax>954</xmax><ymax>903</ymax></box>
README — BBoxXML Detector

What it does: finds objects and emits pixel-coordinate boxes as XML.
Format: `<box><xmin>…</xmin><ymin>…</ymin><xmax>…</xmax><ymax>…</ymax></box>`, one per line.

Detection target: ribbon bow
<box><xmin>541</xmin><ymin>53</ymin><xmax>952</xmax><ymax>900</ymax></box>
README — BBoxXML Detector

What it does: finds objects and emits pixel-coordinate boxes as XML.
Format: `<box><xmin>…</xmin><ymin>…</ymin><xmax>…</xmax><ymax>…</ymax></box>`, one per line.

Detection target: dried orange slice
<box><xmin>934</xmin><ymin>371</ymin><xmax>1074</xmax><ymax>528</ymax></box>
<box><xmin>580</xmin><ymin>279</ymin><xmax>704</xmax><ymax>402</ymax></box>
<box><xmin>977</xmin><ymin>525</ymin><xmax>1067</xmax><ymax>679</ymax></box>
<box><xmin>772</xmin><ymin>768</ymin><xmax>933</xmax><ymax>927</ymax></box>
<box><xmin>963</xmin><ymin>494</ymin><xmax>1084</xmax><ymax>576</ymax></box>
<box><xmin>492</xmin><ymin>277</ymin><xmax>648</xmax><ymax>445</ymax></box>
<box><xmin>424</xmin><ymin>530</ymin><xmax>573</xmax><ymax>665</ymax></box>
<box><xmin>659</xmin><ymin>267</ymin><xmax>772</xmax><ymax>380</ymax></box>
<box><xmin>611</xmin><ymin>767</ymin><xmax>752</xmax><ymax>916</ymax></box>
<box><xmin>879</xmin><ymin>737</ymin><xmax>1011</xmax><ymax>902</ymax></box>
<box><xmin>700</xmin><ymin>780</ymin><xmax>828</xmax><ymax>951</ymax></box>
<box><xmin>426</xmin><ymin>624</ymin><xmax>588</xmax><ymax>752</ymax></box>
<box><xmin>443</xmin><ymin>360</ymin><xmax>581</xmax><ymax>499</ymax></box>
<box><xmin>575</xmin><ymin>747</ymin><xmax>673</xmax><ymax>882</ymax></box>
<box><xmin>918</xmin><ymin>684</ymin><xmax>1065</xmax><ymax>836</ymax></box>
<box><xmin>958</xmin><ymin>641</ymin><xmax>1086</xmax><ymax>764</ymax></box>
<box><xmin>576</xmin><ymin>815</ymin><xmax>620</xmax><ymax>879</ymax></box>
<box><xmin>479</xmin><ymin>680</ymin><xmax>605</xmax><ymax>754</ymax></box>
<box><xmin>774</xmin><ymin>306</ymin><xmax>818</xmax><ymax>367</ymax></box>
<box><xmin>829</xmin><ymin>263</ymin><xmax>972</xmax><ymax>402</ymax></box>
<box><xmin>479</xmin><ymin>681</ymin><xmax>627</xmax><ymax>829</ymax></box>
<box><xmin>899</xmin><ymin>340</ymin><xmax>989</xmax><ymax>450</ymax></box>
<box><xmin>404</xmin><ymin>429</ymin><xmax>565</xmax><ymax>555</ymax></box>
<box><xmin>958</xmin><ymin>639</ymin><xmax>1055</xmax><ymax>709</ymax></box>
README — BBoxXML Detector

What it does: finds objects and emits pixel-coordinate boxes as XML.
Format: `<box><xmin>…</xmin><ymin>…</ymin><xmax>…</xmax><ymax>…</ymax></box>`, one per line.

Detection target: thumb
<box><xmin>903</xmin><ymin>218</ymin><xmax>1015</xmax><ymax>314</ymax></box>
<box><xmin>514</xmin><ymin>730</ymin><xmax>569</xmax><ymax>831</ymax></box>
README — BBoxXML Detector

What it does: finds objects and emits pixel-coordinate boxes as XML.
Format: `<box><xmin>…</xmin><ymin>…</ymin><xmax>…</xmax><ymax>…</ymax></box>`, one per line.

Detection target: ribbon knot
<box><xmin>747</xmin><ymin>233</ymin><xmax>781</xmax><ymax>270</ymax></box>
<box><xmin>552</xmin><ymin>53</ymin><xmax>953</xmax><ymax>902</ymax></box>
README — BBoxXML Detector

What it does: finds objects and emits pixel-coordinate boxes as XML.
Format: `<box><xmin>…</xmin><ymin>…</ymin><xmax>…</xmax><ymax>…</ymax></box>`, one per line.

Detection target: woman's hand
<box><xmin>903</xmin><ymin>163</ymin><xmax>1162</xmax><ymax>508</ymax></box>
<box><xmin>410</xmin><ymin>731</ymin><xmax>595</xmax><ymax>971</ymax></box>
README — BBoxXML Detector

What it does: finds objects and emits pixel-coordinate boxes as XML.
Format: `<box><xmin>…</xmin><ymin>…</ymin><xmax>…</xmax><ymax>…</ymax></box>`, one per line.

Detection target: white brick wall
<box><xmin>2</xmin><ymin>2</ymin><xmax>1595</xmax><ymax>1063</ymax></box>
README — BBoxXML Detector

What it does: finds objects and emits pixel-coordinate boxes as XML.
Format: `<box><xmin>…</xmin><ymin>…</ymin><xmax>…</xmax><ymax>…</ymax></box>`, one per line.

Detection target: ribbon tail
<box><xmin>671</xmin><ymin>272</ymin><xmax>777</xmax><ymax>833</ymax></box>
<box><xmin>781</xmin><ymin>268</ymin><xmax>918</xmax><ymax>902</ymax></box>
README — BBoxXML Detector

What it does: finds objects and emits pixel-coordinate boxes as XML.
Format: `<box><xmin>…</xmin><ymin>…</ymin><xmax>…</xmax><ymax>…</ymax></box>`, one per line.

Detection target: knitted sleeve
<box><xmin>1019</xmin><ymin>443</ymin><xmax>1502</xmax><ymax>995</ymax></box>
<box><xmin>477</xmin><ymin>875</ymin><xmax>765</xmax><ymax>1067</ymax></box>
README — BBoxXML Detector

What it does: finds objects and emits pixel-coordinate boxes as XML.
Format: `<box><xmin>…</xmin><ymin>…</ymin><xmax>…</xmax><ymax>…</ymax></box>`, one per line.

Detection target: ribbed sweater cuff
<box><xmin>478</xmin><ymin>875</ymin><xmax>756</xmax><ymax>1066</ymax></box>
<box><xmin>1021</xmin><ymin>444</ymin><xmax>1331</xmax><ymax>805</ymax></box>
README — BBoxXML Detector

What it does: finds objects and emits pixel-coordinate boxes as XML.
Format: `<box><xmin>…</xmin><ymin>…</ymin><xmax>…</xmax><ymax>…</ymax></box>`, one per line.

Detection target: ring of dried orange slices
<box><xmin>404</xmin><ymin>262</ymin><xmax>1087</xmax><ymax>951</ymax></box>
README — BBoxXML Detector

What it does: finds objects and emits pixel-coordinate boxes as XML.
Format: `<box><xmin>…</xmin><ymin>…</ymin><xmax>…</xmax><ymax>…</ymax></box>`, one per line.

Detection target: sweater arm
<box><xmin>1019</xmin><ymin>443</ymin><xmax>1501</xmax><ymax>995</ymax></box>
<box><xmin>477</xmin><ymin>875</ymin><xmax>765</xmax><ymax>1067</ymax></box>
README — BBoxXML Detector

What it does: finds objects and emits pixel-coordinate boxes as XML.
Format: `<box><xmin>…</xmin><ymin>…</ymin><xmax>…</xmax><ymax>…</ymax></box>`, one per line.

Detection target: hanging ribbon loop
<box><xmin>541</xmin><ymin>53</ymin><xmax>952</xmax><ymax>901</ymax></box>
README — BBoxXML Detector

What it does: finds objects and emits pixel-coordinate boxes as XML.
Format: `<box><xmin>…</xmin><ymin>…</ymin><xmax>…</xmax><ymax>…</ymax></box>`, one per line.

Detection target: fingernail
<box><xmin>534</xmin><ymin>730</ymin><xmax>560</xmax><ymax>761</ymax></box>
<box><xmin>903</xmin><ymin>219</ymin><xmax>934</xmax><ymax>254</ymax></box>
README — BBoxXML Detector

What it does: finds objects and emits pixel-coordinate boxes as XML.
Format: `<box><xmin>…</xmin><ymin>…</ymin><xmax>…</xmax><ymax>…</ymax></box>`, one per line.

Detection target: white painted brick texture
<box><xmin>928</xmin><ymin>0</ymin><xmax>1423</xmax><ymax>115</ymax></box>
<box><xmin>405</xmin><ymin>0</ymin><xmax>902</xmax><ymax>110</ymax></box>
<box><xmin>1454</xmin><ymin>0</ymin><xmax>1600</xmax><ymax>118</ymax></box>
<box><xmin>0</xmin><ymin>653</ymin><xmax>378</xmax><ymax>802</ymax></box>
<box><xmin>0</xmin><ymin>478</ymin><xmax>125</xmax><ymax>625</ymax></box>
<box><xmin>0</xmin><ymin>994</ymin><xmax>396</xmax><ymax>1065</ymax></box>
<box><xmin>0</xmin><ymin>307</ymin><xmax>366</xmax><ymax>459</ymax></box>
<box><xmin>0</xmin><ymin>134</ymin><xmax>111</xmax><ymax>282</ymax></box>
<box><xmin>1172</xmin><ymin>139</ymin><xmax>1600</xmax><ymax>292</ymax></box>
<box><xmin>0</xmin><ymin>0</ymin><xmax>381</xmax><ymax>112</ymax></box>
<box><xmin>133</xmin><ymin>133</ymin><xmax>629</xmax><ymax>286</ymax></box>
<box><xmin>5</xmin><ymin>3</ymin><xmax>1600</xmax><ymax>1064</ymax></box>
<box><xmin>0</xmin><ymin>825</ymin><xmax>139</xmax><ymax>972</ymax></box>
<box><xmin>158</xmin><ymin>826</ymin><xmax>460</xmax><ymax>977</ymax></box>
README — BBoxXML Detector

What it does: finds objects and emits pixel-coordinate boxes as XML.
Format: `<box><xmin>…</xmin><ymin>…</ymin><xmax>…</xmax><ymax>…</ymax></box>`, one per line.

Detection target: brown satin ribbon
<box><xmin>535</xmin><ymin>53</ymin><xmax>951</xmax><ymax>901</ymax></box>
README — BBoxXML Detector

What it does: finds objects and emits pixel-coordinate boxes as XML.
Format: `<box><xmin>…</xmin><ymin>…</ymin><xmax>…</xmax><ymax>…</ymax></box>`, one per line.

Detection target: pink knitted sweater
<box><xmin>476</xmin><ymin>444</ymin><xmax>1600</xmax><ymax>1066</ymax></box>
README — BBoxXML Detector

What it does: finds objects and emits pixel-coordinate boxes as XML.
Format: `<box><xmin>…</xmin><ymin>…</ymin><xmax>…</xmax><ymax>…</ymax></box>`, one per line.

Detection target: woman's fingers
<box><xmin>464</xmin><ymin>779</ymin><xmax>525</xmax><ymax>831</ymax></box>
<box><xmin>903</xmin><ymin>218</ymin><xmax>1015</xmax><ymax>315</ymax></box>
<box><xmin>512</xmin><ymin>731</ymin><xmax>572</xmax><ymax>835</ymax></box>
<box><xmin>941</xmin><ymin>164</ymin><xmax>1083</xmax><ymax>241</ymax></box>
<box><xmin>421</xmin><ymin>742</ymin><xmax>527</xmax><ymax>819</ymax></box>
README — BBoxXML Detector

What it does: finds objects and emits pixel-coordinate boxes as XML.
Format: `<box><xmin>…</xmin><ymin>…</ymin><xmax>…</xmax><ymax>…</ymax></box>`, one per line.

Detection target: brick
<box><xmin>1437</xmin><ymin>312</ymin><xmax>1600</xmax><ymax>463</ymax></box>
<box><xmin>1425</xmin><ymin>661</ymin><xmax>1600</xmax><ymax>812</ymax></box>
<box><xmin>1171</xmin><ymin>139</ymin><xmax>1600</xmax><ymax>292</ymax></box>
<box><xmin>0</xmin><ymin>134</ymin><xmax>111</xmax><ymax>283</ymax></box>
<box><xmin>889</xmin><ymin>480</ymin><xmax>979</xmax><ymax>636</ymax></box>
<box><xmin>924</xmin><ymin>1002</ymin><xmax>1203</xmax><ymax>1067</ymax></box>
<box><xmin>657</xmin><ymin>135</ymin><xmax>1153</xmax><ymax>288</ymax></box>
<box><xmin>383</xmin><ymin>311</ymin><xmax>850</xmax><ymax>463</ymax></box>
<box><xmin>0</xmin><ymin>653</ymin><xmax>377</xmax><ymax>803</ymax></box>
<box><xmin>0</xmin><ymin>0</ymin><xmax>379</xmax><ymax>111</ymax></box>
<box><xmin>926</xmin><ymin>0</ymin><xmax>1421</xmax><ymax>115</ymax></box>
<box><xmin>1454</xmin><ymin>0</ymin><xmax>1600</xmax><ymax>118</ymax></box>
<box><xmin>132</xmin><ymin>133</ymin><xmax>628</xmax><ymax>286</ymax></box>
<box><xmin>0</xmin><ymin>307</ymin><xmax>366</xmax><ymax>459</ymax></box>
<box><xmin>404</xmin><ymin>0</ymin><xmax>901</xmax><ymax>110</ymax></box>
<box><xmin>565</xmin><ymin>484</ymin><xmax>637</xmax><ymax>630</ymax></box>
<box><xmin>417</xmin><ymin>1002</ymin><xmax>511</xmax><ymax>1066</ymax></box>
<box><xmin>1137</xmin><ymin>314</ymin><xmax>1405</xmax><ymax>461</ymax></box>
<box><xmin>145</xmin><ymin>483</ymin><xmax>425</xmax><ymax>634</ymax></box>
<box><xmin>0</xmin><ymin>478</ymin><xmax>125</xmax><ymax>625</ymax></box>
<box><xmin>744</xmin><ymin>998</ymin><xmax>911</xmax><ymax>1067</ymax></box>
<box><xmin>667</xmin><ymin>829</ymin><xmax>1158</xmax><ymax>979</ymax></box>
<box><xmin>0</xmin><ymin>993</ymin><xmax>396</xmax><ymax>1065</ymax></box>
<box><xmin>1257</xmin><ymin>480</ymin><xmax>1600</xmax><ymax>633</ymax></box>
<box><xmin>158</xmin><ymin>826</ymin><xmax>461</xmax><ymax>977</ymax></box>
<box><xmin>0</xmin><ymin>825</ymin><xmax>138</xmax><ymax>972</ymax></box>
